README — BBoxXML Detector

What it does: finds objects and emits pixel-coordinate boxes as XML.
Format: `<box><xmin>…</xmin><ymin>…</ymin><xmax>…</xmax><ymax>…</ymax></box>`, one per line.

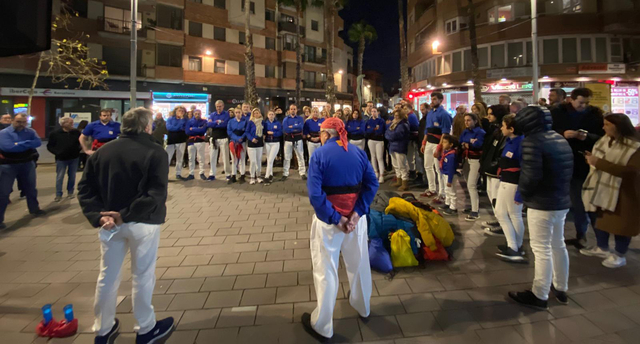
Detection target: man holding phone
<box><xmin>551</xmin><ymin>88</ymin><xmax>605</xmax><ymax>248</ymax></box>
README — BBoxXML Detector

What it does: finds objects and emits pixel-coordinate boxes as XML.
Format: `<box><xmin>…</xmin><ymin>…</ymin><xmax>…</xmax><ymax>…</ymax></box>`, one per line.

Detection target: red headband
<box><xmin>321</xmin><ymin>117</ymin><xmax>349</xmax><ymax>151</ymax></box>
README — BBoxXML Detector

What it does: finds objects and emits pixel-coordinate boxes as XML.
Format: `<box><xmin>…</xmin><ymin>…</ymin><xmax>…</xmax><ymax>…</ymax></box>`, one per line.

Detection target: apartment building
<box><xmin>0</xmin><ymin>0</ymin><xmax>356</xmax><ymax>137</ymax></box>
<box><xmin>407</xmin><ymin>0</ymin><xmax>640</xmax><ymax>125</ymax></box>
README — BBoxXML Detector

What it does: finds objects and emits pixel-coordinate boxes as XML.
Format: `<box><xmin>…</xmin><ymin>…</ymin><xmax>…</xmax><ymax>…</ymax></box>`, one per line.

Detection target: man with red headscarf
<box><xmin>302</xmin><ymin>117</ymin><xmax>379</xmax><ymax>341</ymax></box>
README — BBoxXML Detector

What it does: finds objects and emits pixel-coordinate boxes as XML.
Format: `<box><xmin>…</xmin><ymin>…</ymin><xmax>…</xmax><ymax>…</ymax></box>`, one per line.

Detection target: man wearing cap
<box><xmin>302</xmin><ymin>117</ymin><xmax>379</xmax><ymax>341</ymax></box>
<box><xmin>79</xmin><ymin>109</ymin><xmax>120</xmax><ymax>155</ymax></box>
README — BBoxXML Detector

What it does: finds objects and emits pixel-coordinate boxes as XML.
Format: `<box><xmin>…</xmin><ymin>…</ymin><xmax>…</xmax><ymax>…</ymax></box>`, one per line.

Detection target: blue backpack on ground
<box><xmin>369</xmin><ymin>238</ymin><xmax>393</xmax><ymax>273</ymax></box>
<box><xmin>367</xmin><ymin>209</ymin><xmax>418</xmax><ymax>254</ymax></box>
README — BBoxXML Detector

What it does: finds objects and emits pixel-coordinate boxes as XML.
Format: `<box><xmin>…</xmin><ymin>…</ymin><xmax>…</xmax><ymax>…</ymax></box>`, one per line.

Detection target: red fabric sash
<box><xmin>327</xmin><ymin>193</ymin><xmax>358</xmax><ymax>217</ymax></box>
<box><xmin>91</xmin><ymin>140</ymin><xmax>108</xmax><ymax>150</ymax></box>
<box><xmin>439</xmin><ymin>149</ymin><xmax>456</xmax><ymax>170</ymax></box>
<box><xmin>497</xmin><ymin>167</ymin><xmax>521</xmax><ymax>176</ymax></box>
<box><xmin>229</xmin><ymin>141</ymin><xmax>244</xmax><ymax>159</ymax></box>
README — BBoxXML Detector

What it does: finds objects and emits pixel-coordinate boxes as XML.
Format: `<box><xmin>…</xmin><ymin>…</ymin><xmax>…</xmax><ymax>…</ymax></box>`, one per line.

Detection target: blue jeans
<box><xmin>55</xmin><ymin>158</ymin><xmax>79</xmax><ymax>197</ymax></box>
<box><xmin>595</xmin><ymin>227</ymin><xmax>632</xmax><ymax>255</ymax></box>
<box><xmin>0</xmin><ymin>161</ymin><xmax>40</xmax><ymax>223</ymax></box>
<box><xmin>570</xmin><ymin>178</ymin><xmax>597</xmax><ymax>239</ymax></box>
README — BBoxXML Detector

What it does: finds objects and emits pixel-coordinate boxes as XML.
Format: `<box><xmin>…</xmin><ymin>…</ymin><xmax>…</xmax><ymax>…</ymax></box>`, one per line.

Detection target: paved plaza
<box><xmin>1</xmin><ymin>164</ymin><xmax>640</xmax><ymax>344</ymax></box>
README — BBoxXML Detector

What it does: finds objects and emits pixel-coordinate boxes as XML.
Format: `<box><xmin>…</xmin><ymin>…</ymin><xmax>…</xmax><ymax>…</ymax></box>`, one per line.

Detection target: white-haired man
<box><xmin>78</xmin><ymin>107</ymin><xmax>174</xmax><ymax>344</ymax></box>
<box><xmin>47</xmin><ymin>117</ymin><xmax>81</xmax><ymax>202</ymax></box>
<box><xmin>207</xmin><ymin>100</ymin><xmax>231</xmax><ymax>181</ymax></box>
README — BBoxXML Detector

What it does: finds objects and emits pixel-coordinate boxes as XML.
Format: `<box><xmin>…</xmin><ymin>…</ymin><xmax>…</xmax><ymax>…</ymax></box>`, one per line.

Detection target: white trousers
<box><xmin>444</xmin><ymin>174</ymin><xmax>458</xmax><ymax>210</ymax></box>
<box><xmin>368</xmin><ymin>140</ymin><xmax>385</xmax><ymax>178</ymax></box>
<box><xmin>391</xmin><ymin>152</ymin><xmax>409</xmax><ymax>181</ymax></box>
<box><xmin>188</xmin><ymin>142</ymin><xmax>206</xmax><ymax>176</ymax></box>
<box><xmin>307</xmin><ymin>141</ymin><xmax>321</xmax><ymax>159</ymax></box>
<box><xmin>231</xmin><ymin>142</ymin><xmax>247</xmax><ymax>176</ymax></box>
<box><xmin>424</xmin><ymin>142</ymin><xmax>444</xmax><ymax>196</ymax></box>
<box><xmin>528</xmin><ymin>208</ymin><xmax>570</xmax><ymax>300</ymax></box>
<box><xmin>209</xmin><ymin>138</ymin><xmax>231</xmax><ymax>177</ymax></box>
<box><xmin>487</xmin><ymin>176</ymin><xmax>501</xmax><ymax>216</ymax></box>
<box><xmin>248</xmin><ymin>146</ymin><xmax>263</xmax><ymax>179</ymax></box>
<box><xmin>94</xmin><ymin>223</ymin><xmax>160</xmax><ymax>336</ymax></box>
<box><xmin>284</xmin><ymin>140</ymin><xmax>306</xmax><ymax>176</ymax></box>
<box><xmin>465</xmin><ymin>159</ymin><xmax>481</xmax><ymax>212</ymax></box>
<box><xmin>165</xmin><ymin>143</ymin><xmax>186</xmax><ymax>176</ymax></box>
<box><xmin>310</xmin><ymin>215</ymin><xmax>371</xmax><ymax>338</ymax></box>
<box><xmin>264</xmin><ymin>142</ymin><xmax>280</xmax><ymax>178</ymax></box>
<box><xmin>349</xmin><ymin>139</ymin><xmax>365</xmax><ymax>151</ymax></box>
<box><xmin>495</xmin><ymin>182</ymin><xmax>525</xmax><ymax>251</ymax></box>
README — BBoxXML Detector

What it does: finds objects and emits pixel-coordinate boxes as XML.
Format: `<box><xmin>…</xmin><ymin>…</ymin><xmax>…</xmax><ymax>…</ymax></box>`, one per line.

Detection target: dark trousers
<box><xmin>0</xmin><ymin>161</ymin><xmax>40</xmax><ymax>223</ymax></box>
<box><xmin>595</xmin><ymin>227</ymin><xmax>632</xmax><ymax>255</ymax></box>
<box><xmin>55</xmin><ymin>158</ymin><xmax>79</xmax><ymax>197</ymax></box>
<box><xmin>570</xmin><ymin>178</ymin><xmax>596</xmax><ymax>239</ymax></box>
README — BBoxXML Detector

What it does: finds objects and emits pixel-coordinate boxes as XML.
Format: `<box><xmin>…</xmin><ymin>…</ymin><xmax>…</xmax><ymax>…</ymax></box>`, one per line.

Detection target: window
<box><xmin>526</xmin><ymin>41</ymin><xmax>533</xmax><ymax>65</ymax></box>
<box><xmin>214</xmin><ymin>0</ymin><xmax>225</xmax><ymax>9</ymax></box>
<box><xmin>562</xmin><ymin>38</ymin><xmax>577</xmax><ymax>63</ymax></box>
<box><xmin>488</xmin><ymin>5</ymin><xmax>513</xmax><ymax>24</ymax></box>
<box><xmin>157</xmin><ymin>44</ymin><xmax>182</xmax><ymax>67</ymax></box>
<box><xmin>241</xmin><ymin>0</ymin><xmax>255</xmax><ymax>14</ymax></box>
<box><xmin>282</xmin><ymin>63</ymin><xmax>287</xmax><ymax>78</ymax></box>
<box><xmin>283</xmin><ymin>34</ymin><xmax>297</xmax><ymax>51</ymax></box>
<box><xmin>214</xmin><ymin>59</ymin><xmax>225</xmax><ymax>73</ymax></box>
<box><xmin>436</xmin><ymin>56</ymin><xmax>442</xmax><ymax>75</ymax></box>
<box><xmin>445</xmin><ymin>18</ymin><xmax>457</xmax><ymax>34</ymax></box>
<box><xmin>507</xmin><ymin>42</ymin><xmax>524</xmax><ymax>66</ymax></box>
<box><xmin>563</xmin><ymin>0</ymin><xmax>582</xmax><ymax>13</ymax></box>
<box><xmin>347</xmin><ymin>59</ymin><xmax>352</xmax><ymax>73</ymax></box>
<box><xmin>543</xmin><ymin>39</ymin><xmax>559</xmax><ymax>64</ymax></box>
<box><xmin>266</xmin><ymin>37</ymin><xmax>276</xmax><ymax>50</ymax></box>
<box><xmin>282</xmin><ymin>14</ymin><xmax>295</xmax><ymax>23</ymax></box>
<box><xmin>463</xmin><ymin>49</ymin><xmax>471</xmax><ymax>71</ymax></box>
<box><xmin>239</xmin><ymin>31</ymin><xmax>246</xmax><ymax>45</ymax></box>
<box><xmin>188</xmin><ymin>0</ymin><xmax>202</xmax><ymax>3</ymax></box>
<box><xmin>305</xmin><ymin>45</ymin><xmax>316</xmax><ymax>62</ymax></box>
<box><xmin>491</xmin><ymin>44</ymin><xmax>505</xmax><ymax>67</ymax></box>
<box><xmin>311</xmin><ymin>20</ymin><xmax>319</xmax><ymax>31</ymax></box>
<box><xmin>452</xmin><ymin>51</ymin><xmax>462</xmax><ymax>72</ymax></box>
<box><xmin>214</xmin><ymin>27</ymin><xmax>226</xmax><ymax>41</ymax></box>
<box><xmin>265</xmin><ymin>65</ymin><xmax>275</xmax><ymax>78</ymax></box>
<box><xmin>266</xmin><ymin>10</ymin><xmax>275</xmax><ymax>22</ymax></box>
<box><xmin>239</xmin><ymin>62</ymin><xmax>246</xmax><ymax>76</ymax></box>
<box><xmin>611</xmin><ymin>38</ymin><xmax>623</xmax><ymax>62</ymax></box>
<box><xmin>580</xmin><ymin>38</ymin><xmax>592</xmax><ymax>62</ymax></box>
<box><xmin>188</xmin><ymin>57</ymin><xmax>202</xmax><ymax>71</ymax></box>
<box><xmin>189</xmin><ymin>21</ymin><xmax>202</xmax><ymax>37</ymax></box>
<box><xmin>595</xmin><ymin>37</ymin><xmax>607</xmax><ymax>62</ymax></box>
<box><xmin>102</xmin><ymin>46</ymin><xmax>130</xmax><ymax>75</ymax></box>
<box><xmin>304</xmin><ymin>71</ymin><xmax>316</xmax><ymax>87</ymax></box>
<box><xmin>443</xmin><ymin>54</ymin><xmax>452</xmax><ymax>74</ymax></box>
<box><xmin>157</xmin><ymin>4</ymin><xmax>183</xmax><ymax>30</ymax></box>
<box><xmin>478</xmin><ymin>47</ymin><xmax>489</xmax><ymax>68</ymax></box>
<box><xmin>103</xmin><ymin>6</ymin><xmax>142</xmax><ymax>33</ymax></box>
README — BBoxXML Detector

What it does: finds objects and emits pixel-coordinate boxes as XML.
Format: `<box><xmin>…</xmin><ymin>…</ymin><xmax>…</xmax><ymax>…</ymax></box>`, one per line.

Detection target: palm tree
<box><xmin>467</xmin><ymin>0</ymin><xmax>483</xmax><ymax>102</ymax></box>
<box><xmin>244</xmin><ymin>1</ymin><xmax>259</xmax><ymax>107</ymax></box>
<box><xmin>348</xmin><ymin>20</ymin><xmax>377</xmax><ymax>106</ymax></box>
<box><xmin>398</xmin><ymin>0</ymin><xmax>410</xmax><ymax>100</ymax></box>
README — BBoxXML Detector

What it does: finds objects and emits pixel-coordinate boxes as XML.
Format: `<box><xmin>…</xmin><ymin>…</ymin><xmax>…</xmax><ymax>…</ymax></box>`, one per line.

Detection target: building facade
<box><xmin>0</xmin><ymin>0</ymin><xmax>356</xmax><ymax>137</ymax></box>
<box><xmin>407</xmin><ymin>0</ymin><xmax>640</xmax><ymax>125</ymax></box>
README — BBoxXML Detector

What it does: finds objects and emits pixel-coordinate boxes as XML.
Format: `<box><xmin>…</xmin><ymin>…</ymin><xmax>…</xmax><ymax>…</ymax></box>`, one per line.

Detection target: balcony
<box><xmin>98</xmin><ymin>17</ymin><xmax>147</xmax><ymax>39</ymax></box>
<box><xmin>304</xmin><ymin>55</ymin><xmax>326</xmax><ymax>65</ymax></box>
<box><xmin>278</xmin><ymin>21</ymin><xmax>306</xmax><ymax>37</ymax></box>
<box><xmin>304</xmin><ymin>81</ymin><xmax>326</xmax><ymax>89</ymax></box>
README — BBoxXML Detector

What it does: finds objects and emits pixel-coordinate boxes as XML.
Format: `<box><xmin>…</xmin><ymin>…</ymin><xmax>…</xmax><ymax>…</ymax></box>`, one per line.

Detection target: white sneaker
<box><xmin>378</xmin><ymin>176</ymin><xmax>385</xmax><ymax>184</ymax></box>
<box><xmin>257</xmin><ymin>178</ymin><xmax>264</xmax><ymax>184</ymax></box>
<box><xmin>579</xmin><ymin>246</ymin><xmax>610</xmax><ymax>259</ymax></box>
<box><xmin>249</xmin><ymin>179</ymin><xmax>256</xmax><ymax>185</ymax></box>
<box><xmin>602</xmin><ymin>254</ymin><xmax>626</xmax><ymax>268</ymax></box>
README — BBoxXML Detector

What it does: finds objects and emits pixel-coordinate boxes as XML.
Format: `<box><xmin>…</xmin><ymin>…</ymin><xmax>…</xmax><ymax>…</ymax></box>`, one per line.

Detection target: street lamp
<box><xmin>205</xmin><ymin>50</ymin><xmax>212</xmax><ymax>56</ymax></box>
<box><xmin>432</xmin><ymin>40</ymin><xmax>441</xmax><ymax>55</ymax></box>
<box><xmin>338</xmin><ymin>69</ymin><xmax>344</xmax><ymax>74</ymax></box>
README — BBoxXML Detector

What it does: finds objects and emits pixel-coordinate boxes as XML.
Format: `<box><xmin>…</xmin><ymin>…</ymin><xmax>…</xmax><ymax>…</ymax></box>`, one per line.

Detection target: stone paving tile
<box><xmin>167</xmin><ymin>292</ymin><xmax>209</xmax><ymax>310</ymax></box>
<box><xmin>167</xmin><ymin>278</ymin><xmax>205</xmax><ymax>294</ymax></box>
<box><xmin>178</xmin><ymin>309</ymin><xmax>221</xmax><ymax>330</ymax></box>
<box><xmin>233</xmin><ymin>274</ymin><xmax>267</xmax><ymax>289</ymax></box>
<box><xmin>550</xmin><ymin>315</ymin><xmax>605</xmax><ymax>340</ymax></box>
<box><xmin>276</xmin><ymin>286</ymin><xmax>310</xmax><ymax>303</ymax></box>
<box><xmin>358</xmin><ymin>315</ymin><xmax>404</xmax><ymax>341</ymax></box>
<box><xmin>266</xmin><ymin>272</ymin><xmax>298</xmax><ymax>288</ymax></box>
<box><xmin>216</xmin><ymin>306</ymin><xmax>257</xmax><ymax>328</ymax></box>
<box><xmin>204</xmin><ymin>290</ymin><xmax>243</xmax><ymax>308</ymax></box>
<box><xmin>241</xmin><ymin>288</ymin><xmax>277</xmax><ymax>306</ymax></box>
<box><xmin>255</xmin><ymin>303</ymin><xmax>294</xmax><ymax>325</ymax></box>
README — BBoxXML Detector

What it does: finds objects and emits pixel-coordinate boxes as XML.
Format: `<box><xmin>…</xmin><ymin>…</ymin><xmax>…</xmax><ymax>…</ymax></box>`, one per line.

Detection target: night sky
<box><xmin>339</xmin><ymin>0</ymin><xmax>404</xmax><ymax>93</ymax></box>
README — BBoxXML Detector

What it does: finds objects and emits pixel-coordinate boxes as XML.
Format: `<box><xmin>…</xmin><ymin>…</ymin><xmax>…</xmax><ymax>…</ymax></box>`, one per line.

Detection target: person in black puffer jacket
<box><xmin>508</xmin><ymin>106</ymin><xmax>573</xmax><ymax>311</ymax></box>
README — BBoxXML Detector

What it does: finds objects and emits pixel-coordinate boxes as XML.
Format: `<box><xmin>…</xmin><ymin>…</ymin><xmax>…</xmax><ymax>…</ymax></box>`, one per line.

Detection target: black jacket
<box><xmin>78</xmin><ymin>132</ymin><xmax>168</xmax><ymax>228</ymax></box>
<box><xmin>516</xmin><ymin>107</ymin><xmax>573</xmax><ymax>211</ymax></box>
<box><xmin>47</xmin><ymin>128</ymin><xmax>81</xmax><ymax>161</ymax></box>
<box><xmin>480</xmin><ymin>123</ymin><xmax>506</xmax><ymax>177</ymax></box>
<box><xmin>551</xmin><ymin>103</ymin><xmax>604</xmax><ymax>180</ymax></box>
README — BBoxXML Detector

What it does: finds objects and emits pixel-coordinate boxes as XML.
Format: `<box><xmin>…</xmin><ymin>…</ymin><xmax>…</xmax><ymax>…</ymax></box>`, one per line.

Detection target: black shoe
<box><xmin>301</xmin><ymin>174</ymin><xmax>307</xmax><ymax>180</ymax></box>
<box><xmin>565</xmin><ymin>237</ymin><xmax>588</xmax><ymax>249</ymax></box>
<box><xmin>497</xmin><ymin>245</ymin><xmax>526</xmax><ymax>256</ymax></box>
<box><xmin>301</xmin><ymin>313</ymin><xmax>330</xmax><ymax>343</ymax></box>
<box><xmin>95</xmin><ymin>318</ymin><xmax>120</xmax><ymax>344</ymax></box>
<box><xmin>438</xmin><ymin>204</ymin><xmax>450</xmax><ymax>211</ymax></box>
<box><xmin>31</xmin><ymin>209</ymin><xmax>46</xmax><ymax>217</ymax></box>
<box><xmin>136</xmin><ymin>317</ymin><xmax>175</xmax><ymax>344</ymax></box>
<box><xmin>415</xmin><ymin>172</ymin><xmax>423</xmax><ymax>181</ymax></box>
<box><xmin>207</xmin><ymin>176</ymin><xmax>216</xmax><ymax>181</ymax></box>
<box><xmin>280</xmin><ymin>176</ymin><xmax>288</xmax><ymax>182</ymax></box>
<box><xmin>496</xmin><ymin>247</ymin><xmax>527</xmax><ymax>263</ymax></box>
<box><xmin>462</xmin><ymin>208</ymin><xmax>471</xmax><ymax>214</ymax></box>
<box><xmin>186</xmin><ymin>175</ymin><xmax>195</xmax><ymax>181</ymax></box>
<box><xmin>441</xmin><ymin>208</ymin><xmax>457</xmax><ymax>216</ymax></box>
<box><xmin>227</xmin><ymin>176</ymin><xmax>237</xmax><ymax>184</ymax></box>
<box><xmin>483</xmin><ymin>227</ymin><xmax>504</xmax><ymax>236</ymax></box>
<box><xmin>200</xmin><ymin>174</ymin><xmax>207</xmax><ymax>180</ymax></box>
<box><xmin>408</xmin><ymin>170</ymin><xmax>416</xmax><ymax>179</ymax></box>
<box><xmin>176</xmin><ymin>175</ymin><xmax>185</xmax><ymax>181</ymax></box>
<box><xmin>238</xmin><ymin>175</ymin><xmax>246</xmax><ymax>184</ymax></box>
<box><xmin>551</xmin><ymin>284</ymin><xmax>569</xmax><ymax>305</ymax></box>
<box><xmin>508</xmin><ymin>290</ymin><xmax>548</xmax><ymax>311</ymax></box>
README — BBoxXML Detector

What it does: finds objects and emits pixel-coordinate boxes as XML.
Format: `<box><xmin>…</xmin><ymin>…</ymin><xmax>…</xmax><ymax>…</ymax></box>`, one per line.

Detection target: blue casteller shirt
<box><xmin>346</xmin><ymin>119</ymin><xmax>365</xmax><ymax>137</ymax></box>
<box><xmin>0</xmin><ymin>126</ymin><xmax>41</xmax><ymax>153</ymax></box>
<box><xmin>185</xmin><ymin>118</ymin><xmax>207</xmax><ymax>136</ymax></box>
<box><xmin>407</xmin><ymin>112</ymin><xmax>420</xmax><ymax>133</ymax></box>
<box><xmin>365</xmin><ymin>117</ymin><xmax>386</xmax><ymax>139</ymax></box>
<box><xmin>500</xmin><ymin>135</ymin><xmax>525</xmax><ymax>203</ymax></box>
<box><xmin>208</xmin><ymin>111</ymin><xmax>230</xmax><ymax>129</ymax></box>
<box><xmin>227</xmin><ymin>117</ymin><xmax>247</xmax><ymax>144</ymax></box>
<box><xmin>283</xmin><ymin>115</ymin><xmax>304</xmax><ymax>135</ymax></box>
<box><xmin>460</xmin><ymin>126</ymin><xmax>486</xmax><ymax>159</ymax></box>
<box><xmin>307</xmin><ymin>137</ymin><xmax>379</xmax><ymax>225</ymax></box>
<box><xmin>264</xmin><ymin>119</ymin><xmax>283</xmax><ymax>142</ymax></box>
<box><xmin>440</xmin><ymin>149</ymin><xmax>458</xmax><ymax>183</ymax></box>
<box><xmin>165</xmin><ymin>116</ymin><xmax>187</xmax><ymax>132</ymax></box>
<box><xmin>303</xmin><ymin>118</ymin><xmax>324</xmax><ymax>136</ymax></box>
<box><xmin>82</xmin><ymin>120</ymin><xmax>121</xmax><ymax>142</ymax></box>
<box><xmin>424</xmin><ymin>106</ymin><xmax>452</xmax><ymax>143</ymax></box>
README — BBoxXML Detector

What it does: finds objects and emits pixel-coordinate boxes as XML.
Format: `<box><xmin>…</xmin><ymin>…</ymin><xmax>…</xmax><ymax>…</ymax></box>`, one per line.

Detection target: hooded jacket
<box><xmin>516</xmin><ymin>107</ymin><xmax>573</xmax><ymax>211</ymax></box>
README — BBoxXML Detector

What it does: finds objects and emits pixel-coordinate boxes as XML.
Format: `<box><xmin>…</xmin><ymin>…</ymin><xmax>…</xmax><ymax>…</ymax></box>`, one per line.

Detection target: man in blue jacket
<box><xmin>281</xmin><ymin>104</ymin><xmax>306</xmax><ymax>181</ymax></box>
<box><xmin>207</xmin><ymin>100</ymin><xmax>231</xmax><ymax>181</ymax></box>
<box><xmin>303</xmin><ymin>118</ymin><xmax>378</xmax><ymax>342</ymax></box>
<box><xmin>185</xmin><ymin>109</ymin><xmax>208</xmax><ymax>180</ymax></box>
<box><xmin>0</xmin><ymin>113</ymin><xmax>45</xmax><ymax>229</ymax></box>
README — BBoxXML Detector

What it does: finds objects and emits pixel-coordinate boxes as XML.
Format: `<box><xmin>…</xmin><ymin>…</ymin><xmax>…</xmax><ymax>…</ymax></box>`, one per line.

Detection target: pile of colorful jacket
<box><xmin>367</xmin><ymin>192</ymin><xmax>454</xmax><ymax>273</ymax></box>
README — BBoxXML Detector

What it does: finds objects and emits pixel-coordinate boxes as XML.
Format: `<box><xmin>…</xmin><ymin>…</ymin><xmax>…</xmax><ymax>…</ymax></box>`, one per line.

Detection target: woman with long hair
<box><xmin>580</xmin><ymin>114</ymin><xmax>640</xmax><ymax>268</ymax></box>
<box><xmin>321</xmin><ymin>109</ymin><xmax>331</xmax><ymax>119</ymax></box>
<box><xmin>346</xmin><ymin>109</ymin><xmax>366</xmax><ymax>150</ymax></box>
<box><xmin>227</xmin><ymin>107</ymin><xmax>248</xmax><ymax>184</ymax></box>
<box><xmin>303</xmin><ymin>106</ymin><xmax>311</xmax><ymax>120</ymax></box>
<box><xmin>472</xmin><ymin>102</ymin><xmax>491</xmax><ymax>135</ymax></box>
<box><xmin>365</xmin><ymin>107</ymin><xmax>386</xmax><ymax>183</ymax></box>
<box><xmin>263</xmin><ymin>110</ymin><xmax>282</xmax><ymax>183</ymax></box>
<box><xmin>246</xmin><ymin>108</ymin><xmax>265</xmax><ymax>184</ymax></box>
<box><xmin>165</xmin><ymin>105</ymin><xmax>188</xmax><ymax>180</ymax></box>
<box><xmin>385</xmin><ymin>108</ymin><xmax>411</xmax><ymax>191</ymax></box>
<box><xmin>460</xmin><ymin>112</ymin><xmax>486</xmax><ymax>221</ymax></box>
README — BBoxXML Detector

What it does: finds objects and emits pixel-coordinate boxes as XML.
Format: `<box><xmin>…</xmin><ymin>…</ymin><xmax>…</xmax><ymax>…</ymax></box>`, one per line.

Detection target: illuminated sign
<box><xmin>481</xmin><ymin>83</ymin><xmax>533</xmax><ymax>93</ymax></box>
<box><xmin>153</xmin><ymin>92</ymin><xmax>210</xmax><ymax>102</ymax></box>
